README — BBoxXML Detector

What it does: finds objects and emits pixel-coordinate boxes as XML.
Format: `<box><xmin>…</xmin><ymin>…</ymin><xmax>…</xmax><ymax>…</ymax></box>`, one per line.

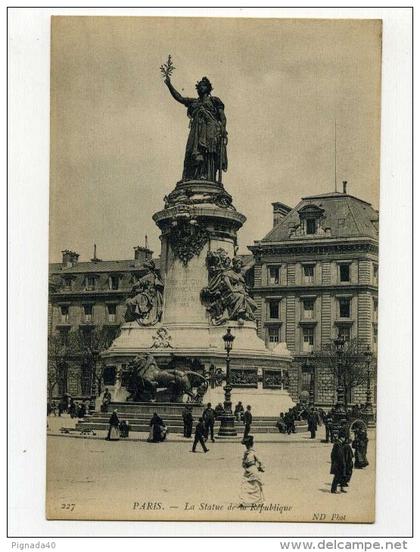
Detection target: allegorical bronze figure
<box><xmin>161</xmin><ymin>56</ymin><xmax>228</xmax><ymax>183</ymax></box>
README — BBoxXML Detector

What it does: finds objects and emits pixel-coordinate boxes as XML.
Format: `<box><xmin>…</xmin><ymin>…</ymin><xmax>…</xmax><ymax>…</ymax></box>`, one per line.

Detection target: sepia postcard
<box><xmin>46</xmin><ymin>16</ymin><xmax>381</xmax><ymax>522</ymax></box>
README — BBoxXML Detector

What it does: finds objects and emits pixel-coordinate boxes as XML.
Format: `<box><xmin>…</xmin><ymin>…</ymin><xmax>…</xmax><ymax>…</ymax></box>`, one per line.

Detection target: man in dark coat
<box><xmin>342</xmin><ymin>437</ymin><xmax>354</xmax><ymax>487</ymax></box>
<box><xmin>307</xmin><ymin>410</ymin><xmax>318</xmax><ymax>439</ymax></box>
<box><xmin>148</xmin><ymin>413</ymin><xmax>166</xmax><ymax>442</ymax></box>
<box><xmin>242</xmin><ymin>405</ymin><xmax>253</xmax><ymax>442</ymax></box>
<box><xmin>285</xmin><ymin>409</ymin><xmax>296</xmax><ymax>435</ymax></box>
<box><xmin>192</xmin><ymin>417</ymin><xmax>209</xmax><ymax>453</ymax></box>
<box><xmin>330</xmin><ymin>437</ymin><xmax>347</xmax><ymax>493</ymax></box>
<box><xmin>202</xmin><ymin>402</ymin><xmax>216</xmax><ymax>442</ymax></box>
<box><xmin>182</xmin><ymin>405</ymin><xmax>193</xmax><ymax>438</ymax></box>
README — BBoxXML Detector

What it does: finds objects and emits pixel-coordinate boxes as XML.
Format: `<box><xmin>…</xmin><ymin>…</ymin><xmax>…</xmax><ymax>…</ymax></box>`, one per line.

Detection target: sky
<box><xmin>49</xmin><ymin>16</ymin><xmax>382</xmax><ymax>262</ymax></box>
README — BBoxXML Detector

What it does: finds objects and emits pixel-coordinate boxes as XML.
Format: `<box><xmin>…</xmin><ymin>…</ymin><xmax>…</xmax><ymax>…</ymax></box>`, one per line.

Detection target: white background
<box><xmin>4</xmin><ymin>1</ymin><xmax>415</xmax><ymax>545</ymax></box>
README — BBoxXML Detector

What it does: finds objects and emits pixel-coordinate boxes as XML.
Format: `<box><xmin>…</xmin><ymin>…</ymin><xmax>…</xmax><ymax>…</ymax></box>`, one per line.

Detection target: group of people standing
<box><xmin>47</xmin><ymin>395</ymin><xmax>90</xmax><ymax>419</ymax></box>
<box><xmin>276</xmin><ymin>404</ymin><xmax>323</xmax><ymax>437</ymax></box>
<box><xmin>182</xmin><ymin>402</ymin><xmax>254</xmax><ymax>448</ymax></box>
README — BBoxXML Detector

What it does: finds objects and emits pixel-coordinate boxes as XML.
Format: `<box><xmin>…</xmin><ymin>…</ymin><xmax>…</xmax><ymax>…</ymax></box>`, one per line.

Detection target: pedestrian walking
<box><xmin>202</xmin><ymin>402</ymin><xmax>216</xmax><ymax>442</ymax></box>
<box><xmin>242</xmin><ymin>405</ymin><xmax>253</xmax><ymax>442</ymax></box>
<box><xmin>307</xmin><ymin>409</ymin><xmax>318</xmax><ymax>439</ymax></box>
<box><xmin>324</xmin><ymin>410</ymin><xmax>333</xmax><ymax>443</ymax></box>
<box><xmin>342</xmin><ymin>437</ymin><xmax>354</xmax><ymax>487</ymax></box>
<box><xmin>330</xmin><ymin>437</ymin><xmax>347</xmax><ymax>493</ymax></box>
<box><xmin>182</xmin><ymin>405</ymin><xmax>193</xmax><ymax>438</ymax></box>
<box><xmin>239</xmin><ymin>435</ymin><xmax>264</xmax><ymax>507</ymax></box>
<box><xmin>106</xmin><ymin>409</ymin><xmax>120</xmax><ymax>441</ymax></box>
<box><xmin>192</xmin><ymin>417</ymin><xmax>209</xmax><ymax>453</ymax></box>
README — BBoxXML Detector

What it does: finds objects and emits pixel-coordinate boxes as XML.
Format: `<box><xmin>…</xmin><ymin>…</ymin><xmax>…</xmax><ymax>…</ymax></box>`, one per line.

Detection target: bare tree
<box><xmin>69</xmin><ymin>325</ymin><xmax>120</xmax><ymax>398</ymax></box>
<box><xmin>47</xmin><ymin>333</ymin><xmax>73</xmax><ymax>401</ymax></box>
<box><xmin>312</xmin><ymin>338</ymin><xmax>374</xmax><ymax>408</ymax></box>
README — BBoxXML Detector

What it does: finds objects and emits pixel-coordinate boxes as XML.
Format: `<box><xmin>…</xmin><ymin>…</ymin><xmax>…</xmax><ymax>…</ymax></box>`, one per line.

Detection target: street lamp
<box><xmin>364</xmin><ymin>345</ymin><xmax>375</xmax><ymax>427</ymax></box>
<box><xmin>333</xmin><ymin>333</ymin><xmax>347</xmax><ymax>423</ymax></box>
<box><xmin>217</xmin><ymin>327</ymin><xmax>237</xmax><ymax>437</ymax></box>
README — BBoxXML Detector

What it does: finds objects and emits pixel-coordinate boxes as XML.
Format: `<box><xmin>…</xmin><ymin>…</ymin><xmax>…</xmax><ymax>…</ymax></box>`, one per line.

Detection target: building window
<box><xmin>373</xmin><ymin>326</ymin><xmax>378</xmax><ymax>352</ymax></box>
<box><xmin>60</xmin><ymin>305</ymin><xmax>69</xmax><ymax>323</ymax></box>
<box><xmin>268</xmin><ymin>266</ymin><xmax>280</xmax><ymax>285</ymax></box>
<box><xmin>339</xmin><ymin>298</ymin><xmax>351</xmax><ymax>318</ymax></box>
<box><xmin>339</xmin><ymin>263</ymin><xmax>351</xmax><ymax>283</ymax></box>
<box><xmin>63</xmin><ymin>278</ymin><xmax>73</xmax><ymax>291</ymax></box>
<box><xmin>303</xmin><ymin>298</ymin><xmax>314</xmax><ymax>319</ymax></box>
<box><xmin>303</xmin><ymin>264</ymin><xmax>315</xmax><ymax>284</ymax></box>
<box><xmin>109</xmin><ymin>275</ymin><xmax>119</xmax><ymax>290</ymax></box>
<box><xmin>83</xmin><ymin>304</ymin><xmax>93</xmax><ymax>323</ymax></box>
<box><xmin>268</xmin><ymin>300</ymin><xmax>280</xmax><ymax>319</ymax></box>
<box><xmin>337</xmin><ymin>326</ymin><xmax>351</xmax><ymax>342</ymax></box>
<box><xmin>268</xmin><ymin>327</ymin><xmax>279</xmax><ymax>344</ymax></box>
<box><xmin>107</xmin><ymin>304</ymin><xmax>117</xmax><ymax>322</ymax></box>
<box><xmin>85</xmin><ymin>276</ymin><xmax>96</xmax><ymax>291</ymax></box>
<box><xmin>306</xmin><ymin>218</ymin><xmax>316</xmax><ymax>235</ymax></box>
<box><xmin>373</xmin><ymin>264</ymin><xmax>378</xmax><ymax>285</ymax></box>
<box><xmin>302</xmin><ymin>327</ymin><xmax>314</xmax><ymax>352</ymax></box>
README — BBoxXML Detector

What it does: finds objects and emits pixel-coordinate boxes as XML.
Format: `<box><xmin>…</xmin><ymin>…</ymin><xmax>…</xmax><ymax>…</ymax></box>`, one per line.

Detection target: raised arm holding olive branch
<box><xmin>161</xmin><ymin>57</ymin><xmax>228</xmax><ymax>183</ymax></box>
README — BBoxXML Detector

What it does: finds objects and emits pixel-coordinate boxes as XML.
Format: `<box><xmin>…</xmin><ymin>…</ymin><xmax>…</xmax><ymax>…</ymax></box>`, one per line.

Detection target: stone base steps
<box><xmin>76</xmin><ymin>414</ymin><xmax>308</xmax><ymax>435</ymax></box>
<box><xmin>76</xmin><ymin>401</ymin><xmax>308</xmax><ymax>435</ymax></box>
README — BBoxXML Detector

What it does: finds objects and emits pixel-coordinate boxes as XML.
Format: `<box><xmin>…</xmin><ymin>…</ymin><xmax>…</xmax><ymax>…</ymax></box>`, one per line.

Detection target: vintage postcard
<box><xmin>46</xmin><ymin>16</ymin><xmax>381</xmax><ymax>522</ymax></box>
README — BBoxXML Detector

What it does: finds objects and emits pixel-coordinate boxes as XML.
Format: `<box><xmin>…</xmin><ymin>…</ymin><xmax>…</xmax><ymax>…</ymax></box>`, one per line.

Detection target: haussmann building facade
<box><xmin>248</xmin><ymin>185</ymin><xmax>378</xmax><ymax>408</ymax></box>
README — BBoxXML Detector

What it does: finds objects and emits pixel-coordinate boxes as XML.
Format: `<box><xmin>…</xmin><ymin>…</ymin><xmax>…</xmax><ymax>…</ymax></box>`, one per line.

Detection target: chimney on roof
<box><xmin>342</xmin><ymin>181</ymin><xmax>348</xmax><ymax>194</ymax></box>
<box><xmin>134</xmin><ymin>245</ymin><xmax>153</xmax><ymax>263</ymax></box>
<box><xmin>61</xmin><ymin>249</ymin><xmax>79</xmax><ymax>268</ymax></box>
<box><xmin>90</xmin><ymin>243</ymin><xmax>102</xmax><ymax>262</ymax></box>
<box><xmin>272</xmin><ymin>202</ymin><xmax>292</xmax><ymax>228</ymax></box>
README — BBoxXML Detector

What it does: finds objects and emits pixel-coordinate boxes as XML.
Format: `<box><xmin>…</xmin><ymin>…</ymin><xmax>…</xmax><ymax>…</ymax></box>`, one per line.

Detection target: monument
<box><xmin>102</xmin><ymin>58</ymin><xmax>294</xmax><ymax>416</ymax></box>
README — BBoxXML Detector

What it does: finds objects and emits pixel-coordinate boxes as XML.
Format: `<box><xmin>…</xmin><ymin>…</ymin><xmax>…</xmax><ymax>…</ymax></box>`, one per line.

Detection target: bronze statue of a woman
<box><xmin>164</xmin><ymin>75</ymin><xmax>228</xmax><ymax>183</ymax></box>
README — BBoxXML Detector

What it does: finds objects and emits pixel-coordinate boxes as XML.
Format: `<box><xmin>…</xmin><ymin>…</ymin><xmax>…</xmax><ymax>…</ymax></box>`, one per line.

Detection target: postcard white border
<box><xmin>6</xmin><ymin>4</ymin><xmax>413</xmax><ymax>539</ymax></box>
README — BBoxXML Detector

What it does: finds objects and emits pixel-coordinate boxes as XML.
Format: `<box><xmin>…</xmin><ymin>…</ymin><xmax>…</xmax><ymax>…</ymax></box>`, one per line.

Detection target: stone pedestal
<box><xmin>102</xmin><ymin>179</ymin><xmax>295</xmax><ymax>416</ymax></box>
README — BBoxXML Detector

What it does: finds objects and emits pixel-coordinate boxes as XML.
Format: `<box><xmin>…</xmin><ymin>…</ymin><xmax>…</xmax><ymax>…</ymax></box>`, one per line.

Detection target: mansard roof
<box><xmin>260</xmin><ymin>192</ymin><xmax>379</xmax><ymax>243</ymax></box>
<box><xmin>50</xmin><ymin>259</ymin><xmax>152</xmax><ymax>275</ymax></box>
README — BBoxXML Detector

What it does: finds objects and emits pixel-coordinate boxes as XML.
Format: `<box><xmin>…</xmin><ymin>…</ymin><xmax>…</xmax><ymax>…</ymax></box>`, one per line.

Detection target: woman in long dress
<box><xmin>353</xmin><ymin>429</ymin><xmax>369</xmax><ymax>468</ymax></box>
<box><xmin>148</xmin><ymin>413</ymin><xmax>167</xmax><ymax>443</ymax></box>
<box><xmin>106</xmin><ymin>410</ymin><xmax>120</xmax><ymax>441</ymax></box>
<box><xmin>240</xmin><ymin>435</ymin><xmax>265</xmax><ymax>507</ymax></box>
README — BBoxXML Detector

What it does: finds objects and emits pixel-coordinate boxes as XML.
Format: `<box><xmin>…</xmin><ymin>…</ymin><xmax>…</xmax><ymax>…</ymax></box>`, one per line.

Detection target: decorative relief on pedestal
<box><xmin>200</xmin><ymin>248</ymin><xmax>257</xmax><ymax>325</ymax></box>
<box><xmin>230</xmin><ymin>368</ymin><xmax>258</xmax><ymax>388</ymax></box>
<box><xmin>151</xmin><ymin>327</ymin><xmax>173</xmax><ymax>349</ymax></box>
<box><xmin>263</xmin><ymin>369</ymin><xmax>290</xmax><ymax>390</ymax></box>
<box><xmin>207</xmin><ymin>363</ymin><xmax>225</xmax><ymax>388</ymax></box>
<box><xmin>163</xmin><ymin>187</ymin><xmax>234</xmax><ymax>210</ymax></box>
<box><xmin>168</xmin><ymin>218</ymin><xmax>209</xmax><ymax>265</ymax></box>
<box><xmin>125</xmin><ymin>260</ymin><xmax>163</xmax><ymax>326</ymax></box>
